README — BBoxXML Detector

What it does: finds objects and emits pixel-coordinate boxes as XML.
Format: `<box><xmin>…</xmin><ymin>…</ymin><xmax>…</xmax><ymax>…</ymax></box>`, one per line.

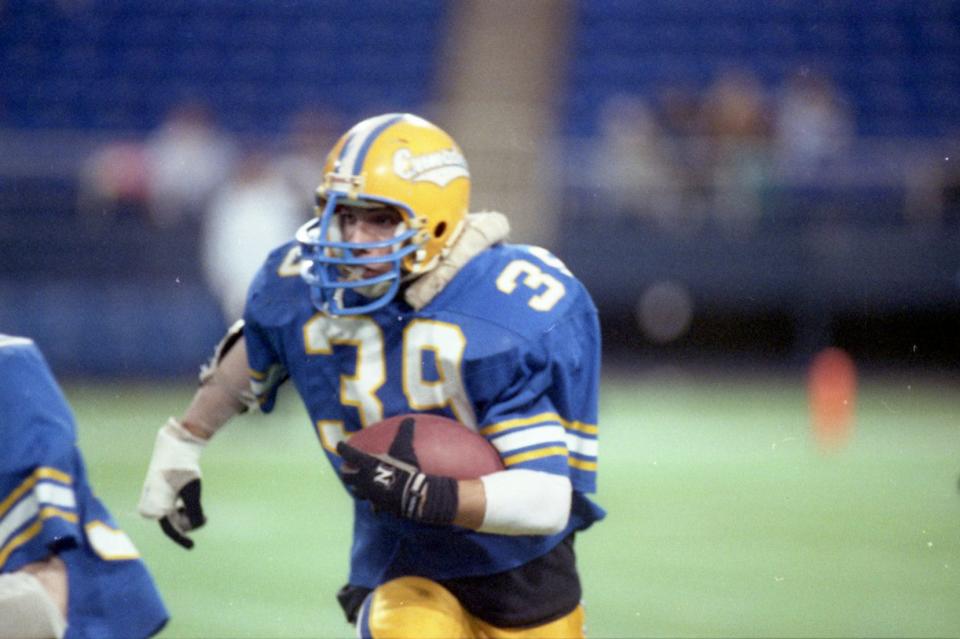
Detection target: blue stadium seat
<box><xmin>0</xmin><ymin>0</ymin><xmax>449</xmax><ymax>133</ymax></box>
<box><xmin>562</xmin><ymin>0</ymin><xmax>960</xmax><ymax>139</ymax></box>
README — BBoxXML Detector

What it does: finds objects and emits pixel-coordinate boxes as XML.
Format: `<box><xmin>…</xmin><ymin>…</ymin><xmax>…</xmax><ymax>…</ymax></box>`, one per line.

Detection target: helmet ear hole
<box><xmin>434</xmin><ymin>222</ymin><xmax>447</xmax><ymax>238</ymax></box>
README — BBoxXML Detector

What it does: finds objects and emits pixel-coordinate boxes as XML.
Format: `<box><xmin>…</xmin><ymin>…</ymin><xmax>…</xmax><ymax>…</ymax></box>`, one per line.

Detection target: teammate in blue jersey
<box><xmin>0</xmin><ymin>335</ymin><xmax>169</xmax><ymax>639</ymax></box>
<box><xmin>139</xmin><ymin>113</ymin><xmax>604</xmax><ymax>638</ymax></box>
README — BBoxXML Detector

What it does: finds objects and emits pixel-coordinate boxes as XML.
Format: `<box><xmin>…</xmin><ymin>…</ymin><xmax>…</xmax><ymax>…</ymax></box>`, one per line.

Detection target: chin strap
<box><xmin>404</xmin><ymin>212</ymin><xmax>510</xmax><ymax>310</ymax></box>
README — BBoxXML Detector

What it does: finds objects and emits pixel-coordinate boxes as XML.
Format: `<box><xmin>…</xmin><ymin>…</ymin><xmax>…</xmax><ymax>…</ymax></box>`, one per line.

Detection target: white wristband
<box><xmin>479</xmin><ymin>469</ymin><xmax>572</xmax><ymax>536</ymax></box>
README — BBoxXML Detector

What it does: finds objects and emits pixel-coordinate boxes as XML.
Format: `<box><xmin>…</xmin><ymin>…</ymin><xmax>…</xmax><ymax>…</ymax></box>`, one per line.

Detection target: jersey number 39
<box><xmin>304</xmin><ymin>248</ymin><xmax>570</xmax><ymax>446</ymax></box>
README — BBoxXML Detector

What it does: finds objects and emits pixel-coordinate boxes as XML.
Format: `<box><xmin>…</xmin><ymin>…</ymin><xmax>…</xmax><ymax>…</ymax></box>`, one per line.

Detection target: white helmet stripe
<box><xmin>337</xmin><ymin>113</ymin><xmax>404</xmax><ymax>177</ymax></box>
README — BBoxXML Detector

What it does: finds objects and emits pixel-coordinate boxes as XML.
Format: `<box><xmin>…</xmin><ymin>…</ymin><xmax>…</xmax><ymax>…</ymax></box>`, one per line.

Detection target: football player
<box><xmin>0</xmin><ymin>335</ymin><xmax>169</xmax><ymax>639</ymax></box>
<box><xmin>139</xmin><ymin>113</ymin><xmax>604</xmax><ymax>638</ymax></box>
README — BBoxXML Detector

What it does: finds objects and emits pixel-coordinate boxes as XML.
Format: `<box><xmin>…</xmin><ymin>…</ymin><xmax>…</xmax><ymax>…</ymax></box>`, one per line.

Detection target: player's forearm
<box><xmin>180</xmin><ymin>335</ymin><xmax>252</xmax><ymax>440</ymax></box>
<box><xmin>19</xmin><ymin>556</ymin><xmax>67</xmax><ymax>618</ymax></box>
<box><xmin>180</xmin><ymin>384</ymin><xmax>240</xmax><ymax>440</ymax></box>
<box><xmin>452</xmin><ymin>480</ymin><xmax>485</xmax><ymax>530</ymax></box>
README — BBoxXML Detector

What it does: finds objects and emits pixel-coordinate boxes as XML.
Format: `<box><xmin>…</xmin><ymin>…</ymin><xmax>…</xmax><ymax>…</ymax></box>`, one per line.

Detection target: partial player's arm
<box><xmin>181</xmin><ymin>320</ymin><xmax>258</xmax><ymax>439</ymax></box>
<box><xmin>0</xmin><ymin>339</ymin><xmax>78</xmax><ymax>638</ymax></box>
<box><xmin>337</xmin><ymin>420</ymin><xmax>572</xmax><ymax>536</ymax></box>
<box><xmin>462</xmin><ymin>470</ymin><xmax>572</xmax><ymax>535</ymax></box>
<box><xmin>138</xmin><ymin>320</ymin><xmax>255</xmax><ymax>549</ymax></box>
<box><xmin>0</xmin><ymin>556</ymin><xmax>67</xmax><ymax>639</ymax></box>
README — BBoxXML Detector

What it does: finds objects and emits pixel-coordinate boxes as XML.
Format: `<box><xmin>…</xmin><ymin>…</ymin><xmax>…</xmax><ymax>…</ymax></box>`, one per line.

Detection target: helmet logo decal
<box><xmin>392</xmin><ymin>148</ymin><xmax>469</xmax><ymax>187</ymax></box>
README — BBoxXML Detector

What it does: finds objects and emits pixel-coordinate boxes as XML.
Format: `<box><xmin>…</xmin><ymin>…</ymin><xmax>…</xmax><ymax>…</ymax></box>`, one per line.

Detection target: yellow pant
<box><xmin>359</xmin><ymin>576</ymin><xmax>585</xmax><ymax>639</ymax></box>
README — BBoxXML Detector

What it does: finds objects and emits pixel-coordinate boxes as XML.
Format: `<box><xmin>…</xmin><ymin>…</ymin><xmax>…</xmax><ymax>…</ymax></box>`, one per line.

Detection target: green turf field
<box><xmin>67</xmin><ymin>370</ymin><xmax>960</xmax><ymax>638</ymax></box>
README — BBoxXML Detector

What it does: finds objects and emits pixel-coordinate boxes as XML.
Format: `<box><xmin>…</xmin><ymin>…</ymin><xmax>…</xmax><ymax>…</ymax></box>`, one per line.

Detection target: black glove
<box><xmin>158</xmin><ymin>479</ymin><xmax>207</xmax><ymax>550</ymax></box>
<box><xmin>336</xmin><ymin>417</ymin><xmax>458</xmax><ymax>525</ymax></box>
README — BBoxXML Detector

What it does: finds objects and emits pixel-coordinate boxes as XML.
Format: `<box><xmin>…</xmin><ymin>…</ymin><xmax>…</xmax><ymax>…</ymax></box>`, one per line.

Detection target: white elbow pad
<box><xmin>479</xmin><ymin>469</ymin><xmax>572</xmax><ymax>536</ymax></box>
<box><xmin>0</xmin><ymin>571</ymin><xmax>67</xmax><ymax>639</ymax></box>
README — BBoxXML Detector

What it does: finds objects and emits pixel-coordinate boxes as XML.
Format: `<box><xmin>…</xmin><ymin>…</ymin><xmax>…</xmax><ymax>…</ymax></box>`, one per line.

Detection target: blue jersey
<box><xmin>244</xmin><ymin>242</ymin><xmax>605</xmax><ymax>587</ymax></box>
<box><xmin>0</xmin><ymin>336</ymin><xmax>169</xmax><ymax>639</ymax></box>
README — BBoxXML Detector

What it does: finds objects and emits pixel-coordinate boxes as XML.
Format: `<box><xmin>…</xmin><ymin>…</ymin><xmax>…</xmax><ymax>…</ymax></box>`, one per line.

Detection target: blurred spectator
<box><xmin>78</xmin><ymin>140</ymin><xmax>150</xmax><ymax>223</ymax></box>
<box><xmin>654</xmin><ymin>85</ymin><xmax>715</xmax><ymax>225</ymax></box>
<box><xmin>700</xmin><ymin>68</ymin><xmax>773</xmax><ymax>231</ymax></box>
<box><xmin>272</xmin><ymin>107</ymin><xmax>343</xmax><ymax>210</ymax></box>
<box><xmin>774</xmin><ymin>70</ymin><xmax>854</xmax><ymax>169</ymax></box>
<box><xmin>144</xmin><ymin>100</ymin><xmax>237</xmax><ymax>228</ymax></box>
<box><xmin>701</xmin><ymin>68</ymin><xmax>772</xmax><ymax>143</ymax></box>
<box><xmin>587</xmin><ymin>94</ymin><xmax>684</xmax><ymax>228</ymax></box>
<box><xmin>201</xmin><ymin>150</ymin><xmax>307</xmax><ymax>322</ymax></box>
<box><xmin>656</xmin><ymin>85</ymin><xmax>704</xmax><ymax>140</ymax></box>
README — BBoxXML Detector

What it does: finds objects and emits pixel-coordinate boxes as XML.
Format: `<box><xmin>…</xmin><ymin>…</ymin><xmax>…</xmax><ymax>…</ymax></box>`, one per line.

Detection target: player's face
<box><xmin>337</xmin><ymin>205</ymin><xmax>404</xmax><ymax>276</ymax></box>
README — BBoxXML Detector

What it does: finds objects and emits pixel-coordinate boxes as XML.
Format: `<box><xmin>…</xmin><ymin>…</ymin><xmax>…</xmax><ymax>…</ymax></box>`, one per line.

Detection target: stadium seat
<box><xmin>562</xmin><ymin>0</ymin><xmax>960</xmax><ymax>139</ymax></box>
<box><xmin>0</xmin><ymin>0</ymin><xmax>450</xmax><ymax>133</ymax></box>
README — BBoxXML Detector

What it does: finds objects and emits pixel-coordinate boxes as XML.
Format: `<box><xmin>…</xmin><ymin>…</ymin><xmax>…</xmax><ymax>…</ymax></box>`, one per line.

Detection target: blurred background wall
<box><xmin>0</xmin><ymin>0</ymin><xmax>958</xmax><ymax>377</ymax></box>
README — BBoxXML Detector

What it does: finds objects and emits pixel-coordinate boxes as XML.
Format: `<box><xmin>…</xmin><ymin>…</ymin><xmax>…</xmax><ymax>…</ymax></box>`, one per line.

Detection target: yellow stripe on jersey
<box><xmin>480</xmin><ymin>414</ymin><xmax>554</xmax><ymax>436</ymax></box>
<box><xmin>250</xmin><ymin>364</ymin><xmax>288</xmax><ymax>406</ymax></box>
<box><xmin>0</xmin><ymin>467</ymin><xmax>72</xmax><ymax>519</ymax></box>
<box><xmin>502</xmin><ymin>446</ymin><xmax>569</xmax><ymax>467</ymax></box>
<box><xmin>480</xmin><ymin>412</ymin><xmax>597</xmax><ymax>438</ymax></box>
<box><xmin>0</xmin><ymin>508</ymin><xmax>79</xmax><ymax>568</ymax></box>
<box><xmin>502</xmin><ymin>449</ymin><xmax>595</xmax><ymax>471</ymax></box>
<box><xmin>36</xmin><ymin>467</ymin><xmax>71</xmax><ymax>485</ymax></box>
<box><xmin>568</xmin><ymin>457</ymin><xmax>598</xmax><ymax>472</ymax></box>
<box><xmin>37</xmin><ymin>507</ymin><xmax>77</xmax><ymax>524</ymax></box>
<box><xmin>564</xmin><ymin>419</ymin><xmax>598</xmax><ymax>436</ymax></box>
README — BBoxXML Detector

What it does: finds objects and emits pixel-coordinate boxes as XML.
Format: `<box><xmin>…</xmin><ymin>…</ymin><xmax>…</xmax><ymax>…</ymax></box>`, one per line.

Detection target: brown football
<box><xmin>345</xmin><ymin>413</ymin><xmax>504</xmax><ymax>479</ymax></box>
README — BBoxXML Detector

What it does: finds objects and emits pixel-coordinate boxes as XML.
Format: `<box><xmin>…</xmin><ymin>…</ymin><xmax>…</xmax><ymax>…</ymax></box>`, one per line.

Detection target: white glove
<box><xmin>139</xmin><ymin>417</ymin><xmax>208</xmax><ymax>549</ymax></box>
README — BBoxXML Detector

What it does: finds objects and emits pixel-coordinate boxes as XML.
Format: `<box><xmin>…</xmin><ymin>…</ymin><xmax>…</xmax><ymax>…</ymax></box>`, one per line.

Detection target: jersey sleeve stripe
<box><xmin>0</xmin><ymin>519</ymin><xmax>44</xmax><ymax>569</ymax></box>
<box><xmin>489</xmin><ymin>425</ymin><xmax>566</xmax><ymax>456</ymax></box>
<box><xmin>34</xmin><ymin>482</ymin><xmax>76</xmax><ymax>511</ymax></box>
<box><xmin>565</xmin><ymin>431</ymin><xmax>598</xmax><ymax>459</ymax></box>
<box><xmin>480</xmin><ymin>414</ymin><xmax>556</xmax><ymax>436</ymax></box>
<box><xmin>0</xmin><ymin>467</ymin><xmax>72</xmax><ymax>519</ymax></box>
<box><xmin>568</xmin><ymin>457</ymin><xmax>598</xmax><ymax>472</ymax></box>
<box><xmin>35</xmin><ymin>467</ymin><xmax>71</xmax><ymax>485</ymax></box>
<box><xmin>37</xmin><ymin>507</ymin><xmax>78</xmax><ymax>524</ymax></box>
<box><xmin>249</xmin><ymin>364</ymin><xmax>288</xmax><ymax>408</ymax></box>
<box><xmin>480</xmin><ymin>412</ymin><xmax>597</xmax><ymax>438</ymax></box>
<box><xmin>1</xmin><ymin>470</ymin><xmax>78</xmax><ymax>567</ymax></box>
<box><xmin>0</xmin><ymin>508</ymin><xmax>79</xmax><ymax>569</ymax></box>
<box><xmin>482</xmin><ymin>413</ymin><xmax>598</xmax><ymax>473</ymax></box>
<box><xmin>502</xmin><ymin>446</ymin><xmax>569</xmax><ymax>467</ymax></box>
<box><xmin>568</xmin><ymin>423</ymin><xmax>598</xmax><ymax>436</ymax></box>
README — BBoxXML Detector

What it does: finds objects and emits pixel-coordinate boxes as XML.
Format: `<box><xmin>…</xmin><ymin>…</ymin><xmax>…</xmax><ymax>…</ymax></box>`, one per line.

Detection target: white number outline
<box><xmin>495</xmin><ymin>259</ymin><xmax>566</xmax><ymax>312</ymax></box>
<box><xmin>402</xmin><ymin>320</ymin><xmax>474</xmax><ymax>425</ymax></box>
<box><xmin>303</xmin><ymin>317</ymin><xmax>476</xmax><ymax>450</ymax></box>
<box><xmin>277</xmin><ymin>246</ymin><xmax>302</xmax><ymax>277</ymax></box>
<box><xmin>303</xmin><ymin>314</ymin><xmax>385</xmax><ymax>427</ymax></box>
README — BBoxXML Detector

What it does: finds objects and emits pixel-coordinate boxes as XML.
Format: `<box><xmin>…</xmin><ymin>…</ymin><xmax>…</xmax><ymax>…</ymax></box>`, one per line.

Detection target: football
<box><xmin>345</xmin><ymin>413</ymin><xmax>504</xmax><ymax>479</ymax></box>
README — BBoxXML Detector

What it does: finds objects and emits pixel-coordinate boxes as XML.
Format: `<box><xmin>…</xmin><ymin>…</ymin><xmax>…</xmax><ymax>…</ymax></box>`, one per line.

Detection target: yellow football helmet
<box><xmin>296</xmin><ymin>113</ymin><xmax>471</xmax><ymax>315</ymax></box>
